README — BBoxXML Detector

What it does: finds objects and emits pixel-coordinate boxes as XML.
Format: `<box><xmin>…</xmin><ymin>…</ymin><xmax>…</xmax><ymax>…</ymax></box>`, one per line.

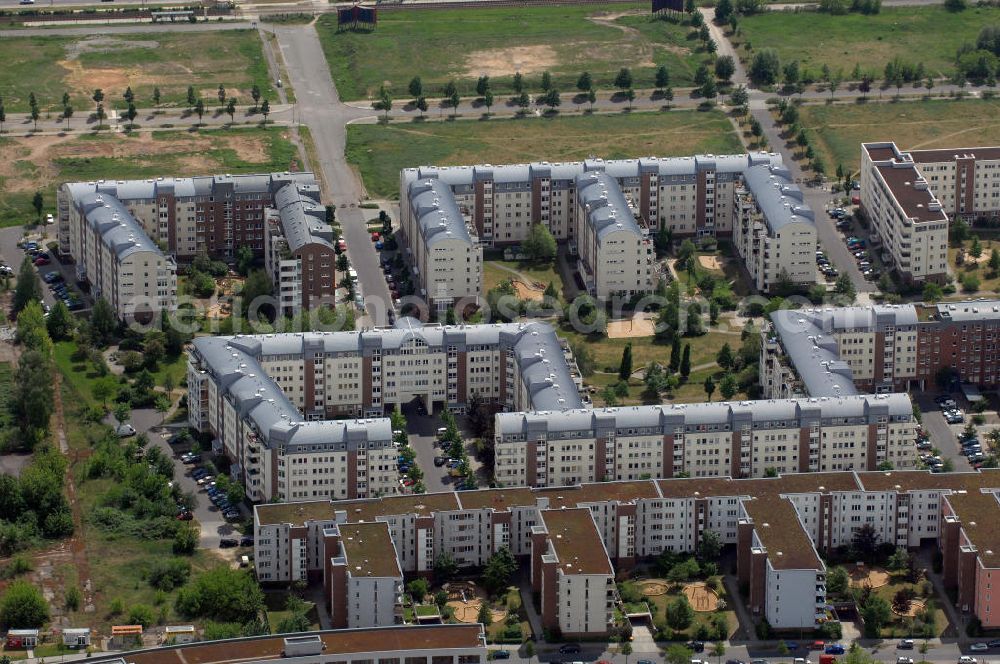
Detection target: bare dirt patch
<box><xmin>639</xmin><ymin>580</ymin><xmax>670</xmax><ymax>597</ymax></box>
<box><xmin>513</xmin><ymin>279</ymin><xmax>545</xmax><ymax>301</ymax></box>
<box><xmin>463</xmin><ymin>45</ymin><xmax>559</xmax><ymax>78</ymax></box>
<box><xmin>698</xmin><ymin>255</ymin><xmax>724</xmax><ymax>270</ymax></box>
<box><xmin>893</xmin><ymin>597</ymin><xmax>926</xmax><ymax>618</ymax></box>
<box><xmin>607</xmin><ymin>314</ymin><xmax>656</xmax><ymax>339</ymax></box>
<box><xmin>444</xmin><ymin>581</ymin><xmax>507</xmax><ymax>624</ymax></box>
<box><xmin>848</xmin><ymin>565</ymin><xmax>891</xmax><ymax>589</ymax></box>
<box><xmin>682</xmin><ymin>581</ymin><xmax>720</xmax><ymax>612</ymax></box>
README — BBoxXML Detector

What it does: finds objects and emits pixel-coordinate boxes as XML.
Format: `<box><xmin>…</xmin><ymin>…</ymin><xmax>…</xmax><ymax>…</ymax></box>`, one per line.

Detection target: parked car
<box><xmin>176</xmin><ymin>510</ymin><xmax>193</xmax><ymax>521</ymax></box>
<box><xmin>558</xmin><ymin>644</ymin><xmax>581</xmax><ymax>655</ymax></box>
<box><xmin>896</xmin><ymin>658</ymin><xmax>914</xmax><ymax>664</ymax></box>
<box><xmin>240</xmin><ymin>535</ymin><xmax>254</xmax><ymax>547</ymax></box>
<box><xmin>958</xmin><ymin>657</ymin><xmax>978</xmax><ymax>664</ymax></box>
<box><xmin>897</xmin><ymin>639</ymin><xmax>915</xmax><ymax>650</ymax></box>
<box><xmin>182</xmin><ymin>454</ymin><xmax>202</xmax><ymax>464</ymax></box>
<box><xmin>686</xmin><ymin>642</ymin><xmax>705</xmax><ymax>653</ymax></box>
<box><xmin>986</xmin><ymin>640</ymin><xmax>1000</xmax><ymax>648</ymax></box>
<box><xmin>825</xmin><ymin>645</ymin><xmax>845</xmax><ymax>655</ymax></box>
<box><xmin>219</xmin><ymin>538</ymin><xmax>238</xmax><ymax>548</ymax></box>
<box><xmin>223</xmin><ymin>509</ymin><xmax>241</xmax><ymax>520</ymax></box>
<box><xmin>491</xmin><ymin>651</ymin><xmax>510</xmax><ymax>660</ymax></box>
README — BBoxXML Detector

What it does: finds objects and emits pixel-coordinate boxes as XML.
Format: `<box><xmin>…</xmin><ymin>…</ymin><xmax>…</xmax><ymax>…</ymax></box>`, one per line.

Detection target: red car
<box><xmin>34</xmin><ymin>256</ymin><xmax>50</xmax><ymax>266</ymax></box>
<box><xmin>176</xmin><ymin>511</ymin><xmax>193</xmax><ymax>521</ymax></box>
<box><xmin>371</xmin><ymin>232</ymin><xmax>380</xmax><ymax>241</ymax></box>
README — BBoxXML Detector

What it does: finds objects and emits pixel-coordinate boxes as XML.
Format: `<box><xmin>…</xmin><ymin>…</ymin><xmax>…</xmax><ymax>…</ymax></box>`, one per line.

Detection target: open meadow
<box><xmin>0</xmin><ymin>31</ymin><xmax>274</xmax><ymax>113</ymax></box>
<box><xmin>737</xmin><ymin>6</ymin><xmax>1000</xmax><ymax>80</ymax></box>
<box><xmin>0</xmin><ymin>127</ymin><xmax>300</xmax><ymax>227</ymax></box>
<box><xmin>346</xmin><ymin>110</ymin><xmax>742</xmax><ymax>198</ymax></box>
<box><xmin>798</xmin><ymin>98</ymin><xmax>1000</xmax><ymax>175</ymax></box>
<box><xmin>317</xmin><ymin>6</ymin><xmax>714</xmax><ymax>100</ymax></box>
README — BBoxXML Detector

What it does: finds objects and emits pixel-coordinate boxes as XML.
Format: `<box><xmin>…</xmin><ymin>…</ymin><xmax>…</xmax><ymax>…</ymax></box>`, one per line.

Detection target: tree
<box><xmin>89</xmin><ymin>297</ymin><xmax>118</xmax><ymax>346</ymax></box>
<box><xmin>623</xmin><ymin>87</ymin><xmax>635</xmax><ymax>109</ymax></box>
<box><xmin>13</xmin><ymin>256</ymin><xmax>42</xmax><ymax>315</ymax></box>
<box><xmin>655</xmin><ymin>65</ymin><xmax>671</xmax><ymax>93</ymax></box>
<box><xmin>715</xmin><ymin>0</ymin><xmax>734</xmax><ymax>23</ymax></box>
<box><xmin>433</xmin><ymin>552</ymin><xmax>458</xmax><ymax>583</ymax></box>
<box><xmin>695</xmin><ymin>63</ymin><xmax>711</xmax><ymax>86</ymax></box>
<box><xmin>619</xmin><ymin>343</ymin><xmax>633</xmax><ymax>380</ymax></box>
<box><xmin>749</xmin><ymin>49</ymin><xmax>781</xmax><ymax>85</ymax></box>
<box><xmin>577</xmin><ymin>71</ymin><xmax>593</xmax><ymax>92</ymax></box>
<box><xmin>0</xmin><ymin>579</ymin><xmax>49</xmax><ymax>628</ymax></box>
<box><xmin>174</xmin><ymin>567</ymin><xmax>265</xmax><ymax>623</ymax></box>
<box><xmin>711</xmin><ymin>642</ymin><xmax>726</xmax><ymax>664</ymax></box>
<box><xmin>516</xmin><ymin>92</ymin><xmax>530</xmax><ymax>113</ymax></box>
<box><xmin>173</xmin><ymin>525</ymin><xmax>198</xmax><ymax>555</ymax></box>
<box><xmin>483</xmin><ymin>90</ymin><xmax>494</xmax><ymax>115</ymax></box>
<box><xmin>522</xmin><ymin>223</ymin><xmax>557</xmax><ymax>261</ymax></box>
<box><xmin>125</xmin><ymin>102</ymin><xmax>137</xmax><ymax>131</ymax></box>
<box><xmin>834</xmin><ymin>273</ymin><xmax>856</xmax><ymax>302</ymax></box>
<box><xmin>123</xmin><ymin>85</ymin><xmax>134</xmax><ymax>105</ymax></box>
<box><xmin>408</xmin><ymin>76</ymin><xmax>423</xmax><ymax>100</ymax></box>
<box><xmin>46</xmin><ymin>301</ymin><xmax>74</xmax><ymax>341</ymax></box>
<box><xmin>852</xmin><ymin>522</ymin><xmax>880</xmax><ymax>561</ymax></box>
<box><xmin>615</xmin><ymin>67</ymin><xmax>633</xmax><ymax>90</ymax></box>
<box><xmin>152</xmin><ymin>86</ymin><xmax>161</xmax><ymax>107</ymax></box>
<box><xmin>0</xmin><ymin>98</ymin><xmax>5</xmax><ymax>134</ymax></box>
<box><xmin>666</xmin><ymin>645</ymin><xmax>694</xmax><ymax>664</ymax></box>
<box><xmin>226</xmin><ymin>98</ymin><xmax>238</xmax><ymax>124</ymax></box>
<box><xmin>95</xmin><ymin>103</ymin><xmax>106</xmax><ymax>130</ymax></box>
<box><xmin>860</xmin><ymin>594</ymin><xmax>892</xmax><ymax>637</ymax></box>
<box><xmin>621</xmin><ymin>640</ymin><xmax>633</xmax><ymax>664</ymax></box>
<box><xmin>665</xmin><ymin>595</ymin><xmax>695</xmax><ymax>631</ymax></box>
<box><xmin>716</xmin><ymin>343</ymin><xmax>735</xmax><ymax>370</ymax></box>
<box><xmin>476</xmin><ymin>75</ymin><xmax>491</xmax><ymax>98</ymax></box>
<box><xmin>31</xmin><ymin>191</ymin><xmax>44</xmax><ymax>221</ymax></box>
<box><xmin>92</xmin><ymin>376</ymin><xmax>117</xmax><ymax>409</ymax></box>
<box><xmin>92</xmin><ymin>88</ymin><xmax>104</xmax><ymax>110</ymax></box>
<box><xmin>260</xmin><ymin>99</ymin><xmax>271</xmax><ymax>123</ymax></box>
<box><xmin>241</xmin><ymin>269</ymin><xmax>274</xmax><ymax>320</ymax></box>
<box><xmin>680</xmin><ymin>344</ymin><xmax>691</xmax><ymax>378</ymax></box>
<box><xmin>719</xmin><ymin>373</ymin><xmax>738</xmax><ymax>400</ymax></box>
<box><xmin>477</xmin><ymin>602</ymin><xmax>493</xmax><ymax>627</ymax></box>
<box><xmin>416</xmin><ymin>96</ymin><xmax>428</xmax><ymax>118</ymax></box>
<box><xmin>540</xmin><ymin>71</ymin><xmax>552</xmax><ymax>92</ymax></box>
<box><xmin>945</xmin><ymin>0</ymin><xmax>966</xmax><ymax>10</ymax></box>
<box><xmin>186</xmin><ymin>85</ymin><xmax>196</xmax><ymax>110</ymax></box>
<box><xmin>482</xmin><ymin>547</ymin><xmax>517</xmax><ymax>595</ymax></box>
<box><xmin>541</xmin><ymin>88</ymin><xmax>561</xmax><ymax>112</ymax></box>
<box><xmin>669</xmin><ymin>337</ymin><xmax>682</xmax><ymax>372</ymax></box>
<box><xmin>512</xmin><ymin>72</ymin><xmax>524</xmax><ymax>94</ymax></box>
<box><xmin>698</xmin><ymin>529</ymin><xmax>722</xmax><ymax>561</ymax></box>
<box><xmin>571</xmin><ymin>340</ymin><xmax>595</xmax><ymax>377</ymax></box>
<box><xmin>587</xmin><ymin>87</ymin><xmax>597</xmax><ymax>111</ymax></box>
<box><xmin>990</xmin><ymin>249</ymin><xmax>1000</xmax><ymax>275</ymax></box>
<box><xmin>827</xmin><ymin>566</ymin><xmax>849</xmax><ymax>596</ymax></box>
<box><xmin>704</xmin><ymin>375</ymin><xmax>716</xmax><ymax>401</ymax></box>
<box><xmin>407</xmin><ymin>578</ymin><xmax>429</xmax><ymax>603</ymax></box>
<box><xmin>715</xmin><ymin>55</ymin><xmax>735</xmax><ymax>83</ymax></box>
<box><xmin>217</xmin><ymin>84</ymin><xmax>226</xmax><ymax>109</ymax></box>
<box><xmin>194</xmin><ymin>99</ymin><xmax>205</xmax><ymax>124</ymax></box>
<box><xmin>449</xmin><ymin>89</ymin><xmax>461</xmax><ymax>117</ymax></box>
<box><xmin>970</xmin><ymin>236</ymin><xmax>983</xmax><ymax>259</ymax></box>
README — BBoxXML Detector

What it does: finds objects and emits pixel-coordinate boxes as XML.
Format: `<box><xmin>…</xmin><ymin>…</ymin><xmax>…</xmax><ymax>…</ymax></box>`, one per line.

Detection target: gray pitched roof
<box><xmin>273</xmin><ymin>182</ymin><xmax>334</xmax><ymax>252</ymax></box>
<box><xmin>742</xmin><ymin>164</ymin><xmax>815</xmax><ymax>234</ymax></box>
<box><xmin>77</xmin><ymin>191</ymin><xmax>169</xmax><ymax>262</ymax></box>
<box><xmin>575</xmin><ymin>171</ymin><xmax>642</xmax><ymax>242</ymax></box>
<box><xmin>407</xmin><ymin>177</ymin><xmax>474</xmax><ymax>246</ymax></box>
<box><xmin>769</xmin><ymin>308</ymin><xmax>858</xmax><ymax>398</ymax></box>
<box><xmin>495</xmin><ymin>393</ymin><xmax>912</xmax><ymax>437</ymax></box>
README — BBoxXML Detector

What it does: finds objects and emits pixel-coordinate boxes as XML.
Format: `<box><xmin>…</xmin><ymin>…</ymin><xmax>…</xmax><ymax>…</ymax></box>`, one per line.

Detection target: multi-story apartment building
<box><xmin>860</xmin><ymin>143</ymin><xmax>950</xmax><ymax>283</ymax></box>
<box><xmin>764</xmin><ymin>301</ymin><xmax>1000</xmax><ymax>397</ymax></box>
<box><xmin>58</xmin><ymin>172</ymin><xmax>338</xmax><ymax>315</ymax></box>
<box><xmin>732</xmin><ymin>164</ymin><xmax>817</xmax><ymax>292</ymax></box>
<box><xmin>254</xmin><ymin>469</ymin><xmax>1000</xmax><ymax>631</ymax></box>
<box><xmin>87</xmin><ymin>626</ymin><xmax>487</xmax><ymax>664</ymax></box>
<box><xmin>531</xmin><ymin>508</ymin><xmax>616</xmax><ymax>637</ymax></box>
<box><xmin>187</xmin><ymin>320</ymin><xmax>583</xmax><ymax>502</ymax></box>
<box><xmin>263</xmin><ymin>181</ymin><xmax>338</xmax><ymax>316</ymax></box>
<box><xmin>398</xmin><ymin>154</ymin><xmax>813</xmax><ymax>298</ymax></box>
<box><xmin>493</xmin><ymin>394</ymin><xmax>916</xmax><ymax>485</ymax></box>
<box><xmin>574</xmin><ymin>171</ymin><xmax>654</xmax><ymax>299</ymax></box>
<box><xmin>59</xmin><ymin>187</ymin><xmax>177</xmax><ymax>321</ymax></box>
<box><xmin>402</xmin><ymin>177</ymin><xmax>483</xmax><ymax>315</ymax></box>
<box><xmin>324</xmin><ymin>521</ymin><xmax>404</xmax><ymax>629</ymax></box>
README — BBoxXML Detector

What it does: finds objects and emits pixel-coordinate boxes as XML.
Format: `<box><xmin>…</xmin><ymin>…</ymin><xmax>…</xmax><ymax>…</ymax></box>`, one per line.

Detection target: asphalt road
<box><xmin>271</xmin><ymin>24</ymin><xmax>392</xmax><ymax>326</ymax></box>
<box><xmin>915</xmin><ymin>393</ymin><xmax>972</xmax><ymax>471</ymax></box>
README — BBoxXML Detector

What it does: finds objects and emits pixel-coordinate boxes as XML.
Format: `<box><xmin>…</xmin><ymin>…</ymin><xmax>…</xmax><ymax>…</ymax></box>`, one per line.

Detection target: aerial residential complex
<box><xmin>763</xmin><ymin>300</ymin><xmax>1000</xmax><ymax>399</ymax></box>
<box><xmin>859</xmin><ymin>142</ymin><xmax>1000</xmax><ymax>284</ymax></box>
<box><xmin>186</xmin><ymin>319</ymin><xmax>583</xmax><ymax>501</ymax></box>
<box><xmin>57</xmin><ymin>172</ymin><xmax>333</xmax><ymax>318</ymax></box>
<box><xmin>253</xmin><ymin>469</ymin><xmax>1000</xmax><ymax>633</ymax></box>
<box><xmin>400</xmin><ymin>152</ymin><xmax>816</xmax><ymax>297</ymax></box>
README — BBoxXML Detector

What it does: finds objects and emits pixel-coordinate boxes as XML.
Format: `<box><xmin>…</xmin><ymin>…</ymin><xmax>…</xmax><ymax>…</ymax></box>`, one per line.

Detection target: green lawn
<box><xmin>738</xmin><ymin>6</ymin><xmax>1000</xmax><ymax>80</ymax></box>
<box><xmin>483</xmin><ymin>260</ymin><xmax>562</xmax><ymax>293</ymax></box>
<box><xmin>798</xmin><ymin>98</ymin><xmax>1000</xmax><ymax>176</ymax></box>
<box><xmin>347</xmin><ymin>110</ymin><xmax>742</xmax><ymax>199</ymax></box>
<box><xmin>0</xmin><ymin>31</ymin><xmax>275</xmax><ymax>113</ymax></box>
<box><xmin>0</xmin><ymin>127</ymin><xmax>300</xmax><ymax>228</ymax></box>
<box><xmin>317</xmin><ymin>7</ymin><xmax>713</xmax><ymax>101</ymax></box>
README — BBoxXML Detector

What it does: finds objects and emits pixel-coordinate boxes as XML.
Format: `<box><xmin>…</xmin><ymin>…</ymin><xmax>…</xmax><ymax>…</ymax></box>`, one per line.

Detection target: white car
<box><xmin>970</xmin><ymin>644</ymin><xmax>989</xmax><ymax>652</ymax></box>
<box><xmin>116</xmin><ymin>423</ymin><xmax>136</xmax><ymax>438</ymax></box>
<box><xmin>959</xmin><ymin>656</ymin><xmax>978</xmax><ymax>664</ymax></box>
<box><xmin>897</xmin><ymin>658</ymin><xmax>914</xmax><ymax>664</ymax></box>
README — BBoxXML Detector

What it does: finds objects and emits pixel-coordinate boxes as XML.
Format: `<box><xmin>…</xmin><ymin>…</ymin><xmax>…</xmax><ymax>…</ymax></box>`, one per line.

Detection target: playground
<box><xmin>848</xmin><ymin>564</ymin><xmax>891</xmax><ymax>589</ymax></box>
<box><xmin>512</xmin><ymin>279</ymin><xmax>546</xmax><ymax>302</ymax></box>
<box><xmin>444</xmin><ymin>581</ymin><xmax>507</xmax><ymax>624</ymax></box>
<box><xmin>682</xmin><ymin>581</ymin><xmax>721</xmax><ymax>612</ymax></box>
<box><xmin>607</xmin><ymin>313</ymin><xmax>656</xmax><ymax>339</ymax></box>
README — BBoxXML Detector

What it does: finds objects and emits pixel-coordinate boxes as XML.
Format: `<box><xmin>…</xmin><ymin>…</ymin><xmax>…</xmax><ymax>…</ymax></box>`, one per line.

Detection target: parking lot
<box><xmin>399</xmin><ymin>402</ymin><xmax>483</xmax><ymax>495</ymax></box>
<box><xmin>0</xmin><ymin>225</ymin><xmax>89</xmax><ymax>314</ymax></box>
<box><xmin>915</xmin><ymin>392</ymin><xmax>974</xmax><ymax>472</ymax></box>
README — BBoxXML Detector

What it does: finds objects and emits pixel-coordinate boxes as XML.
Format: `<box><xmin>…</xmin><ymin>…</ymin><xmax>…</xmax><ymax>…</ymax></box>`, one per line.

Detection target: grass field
<box><xmin>798</xmin><ymin>98</ymin><xmax>1000</xmax><ymax>175</ymax></box>
<box><xmin>738</xmin><ymin>6</ymin><xmax>1000</xmax><ymax>80</ymax></box>
<box><xmin>316</xmin><ymin>7</ymin><xmax>713</xmax><ymax>101</ymax></box>
<box><xmin>0</xmin><ymin>127</ymin><xmax>300</xmax><ymax>227</ymax></box>
<box><xmin>346</xmin><ymin>110</ymin><xmax>742</xmax><ymax>199</ymax></box>
<box><xmin>0</xmin><ymin>31</ymin><xmax>275</xmax><ymax>113</ymax></box>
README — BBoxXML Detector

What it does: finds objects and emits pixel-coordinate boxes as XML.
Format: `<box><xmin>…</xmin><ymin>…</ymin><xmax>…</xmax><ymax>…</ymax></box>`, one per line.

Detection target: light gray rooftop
<box><xmin>76</xmin><ymin>191</ymin><xmax>170</xmax><ymax>262</ymax></box>
<box><xmin>407</xmin><ymin>178</ymin><xmax>474</xmax><ymax>247</ymax></box>
<box><xmin>741</xmin><ymin>164</ymin><xmax>815</xmax><ymax>235</ymax></box>
<box><xmin>495</xmin><ymin>393</ymin><xmax>912</xmax><ymax>437</ymax></box>
<box><xmin>273</xmin><ymin>182</ymin><xmax>334</xmax><ymax>252</ymax></box>
<box><xmin>576</xmin><ymin>171</ymin><xmax>643</xmax><ymax>242</ymax></box>
<box><xmin>935</xmin><ymin>300</ymin><xmax>1000</xmax><ymax>322</ymax></box>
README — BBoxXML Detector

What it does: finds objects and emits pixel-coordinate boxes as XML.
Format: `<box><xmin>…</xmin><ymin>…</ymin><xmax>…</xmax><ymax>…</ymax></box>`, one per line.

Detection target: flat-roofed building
<box><xmin>531</xmin><ymin>508</ymin><xmax>615</xmax><ymax>637</ymax></box>
<box><xmin>325</xmin><ymin>522</ymin><xmax>403</xmax><ymax>628</ymax></box>
<box><xmin>861</xmin><ymin>143</ymin><xmax>949</xmax><ymax>283</ymax></box>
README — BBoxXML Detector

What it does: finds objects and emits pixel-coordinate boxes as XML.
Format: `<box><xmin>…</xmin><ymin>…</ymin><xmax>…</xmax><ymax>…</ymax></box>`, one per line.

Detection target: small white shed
<box><xmin>62</xmin><ymin>627</ymin><xmax>91</xmax><ymax>648</ymax></box>
<box><xmin>164</xmin><ymin>625</ymin><xmax>196</xmax><ymax>644</ymax></box>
